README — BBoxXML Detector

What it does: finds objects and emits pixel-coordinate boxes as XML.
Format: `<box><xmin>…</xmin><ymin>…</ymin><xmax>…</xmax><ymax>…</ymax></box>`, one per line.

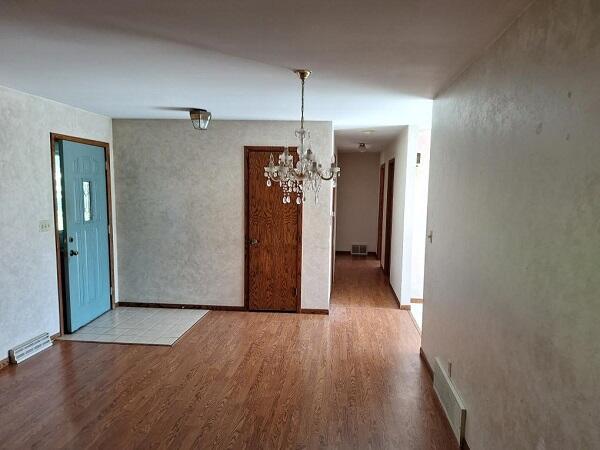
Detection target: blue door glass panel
<box><xmin>60</xmin><ymin>140</ymin><xmax>111</xmax><ymax>332</ymax></box>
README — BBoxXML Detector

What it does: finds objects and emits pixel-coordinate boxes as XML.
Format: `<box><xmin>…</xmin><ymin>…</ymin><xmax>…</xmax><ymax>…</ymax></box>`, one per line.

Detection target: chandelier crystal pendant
<box><xmin>264</xmin><ymin>69</ymin><xmax>340</xmax><ymax>204</ymax></box>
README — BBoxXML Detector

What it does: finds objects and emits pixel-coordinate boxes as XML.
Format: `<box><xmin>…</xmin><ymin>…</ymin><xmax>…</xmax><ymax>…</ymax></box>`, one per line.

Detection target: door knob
<box><xmin>69</xmin><ymin>250</ymin><xmax>79</xmax><ymax>256</ymax></box>
<box><xmin>248</xmin><ymin>238</ymin><xmax>259</xmax><ymax>246</ymax></box>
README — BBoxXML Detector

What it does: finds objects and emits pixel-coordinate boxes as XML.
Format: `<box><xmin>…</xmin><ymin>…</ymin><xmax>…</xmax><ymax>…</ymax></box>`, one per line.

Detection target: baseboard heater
<box><xmin>433</xmin><ymin>357</ymin><xmax>467</xmax><ymax>446</ymax></box>
<box><xmin>350</xmin><ymin>244</ymin><xmax>368</xmax><ymax>256</ymax></box>
<box><xmin>9</xmin><ymin>332</ymin><xmax>53</xmax><ymax>364</ymax></box>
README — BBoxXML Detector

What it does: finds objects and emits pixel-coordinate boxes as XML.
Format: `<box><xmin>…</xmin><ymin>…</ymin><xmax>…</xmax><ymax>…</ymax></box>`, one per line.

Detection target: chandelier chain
<box><xmin>300</xmin><ymin>77</ymin><xmax>305</xmax><ymax>131</ymax></box>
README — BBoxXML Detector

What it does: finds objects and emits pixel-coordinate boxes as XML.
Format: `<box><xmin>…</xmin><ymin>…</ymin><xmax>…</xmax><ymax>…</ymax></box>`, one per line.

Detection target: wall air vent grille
<box><xmin>351</xmin><ymin>244</ymin><xmax>368</xmax><ymax>256</ymax></box>
<box><xmin>8</xmin><ymin>332</ymin><xmax>53</xmax><ymax>364</ymax></box>
<box><xmin>433</xmin><ymin>357</ymin><xmax>467</xmax><ymax>446</ymax></box>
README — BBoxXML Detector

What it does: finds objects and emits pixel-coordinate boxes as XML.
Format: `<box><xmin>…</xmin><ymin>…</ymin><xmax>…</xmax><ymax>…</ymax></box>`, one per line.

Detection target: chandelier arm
<box><xmin>291</xmin><ymin>169</ymin><xmax>306</xmax><ymax>180</ymax></box>
<box><xmin>318</xmin><ymin>171</ymin><xmax>335</xmax><ymax>181</ymax></box>
<box><xmin>267</xmin><ymin>171</ymin><xmax>282</xmax><ymax>182</ymax></box>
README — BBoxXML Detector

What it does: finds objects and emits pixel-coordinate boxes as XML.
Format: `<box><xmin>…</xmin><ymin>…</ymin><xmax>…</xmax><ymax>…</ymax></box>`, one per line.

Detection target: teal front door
<box><xmin>59</xmin><ymin>140</ymin><xmax>111</xmax><ymax>332</ymax></box>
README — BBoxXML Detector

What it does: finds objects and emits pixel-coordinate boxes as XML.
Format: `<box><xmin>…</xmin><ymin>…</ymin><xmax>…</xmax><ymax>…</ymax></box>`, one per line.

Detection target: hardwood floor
<box><xmin>0</xmin><ymin>255</ymin><xmax>456</xmax><ymax>449</ymax></box>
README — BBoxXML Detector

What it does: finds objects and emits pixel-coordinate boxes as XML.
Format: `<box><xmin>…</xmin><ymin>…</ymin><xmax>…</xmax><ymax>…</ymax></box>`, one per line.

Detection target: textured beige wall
<box><xmin>423</xmin><ymin>0</ymin><xmax>600</xmax><ymax>448</ymax></box>
<box><xmin>0</xmin><ymin>85</ymin><xmax>113</xmax><ymax>358</ymax></box>
<box><xmin>335</xmin><ymin>152</ymin><xmax>380</xmax><ymax>253</ymax></box>
<box><xmin>113</xmin><ymin>119</ymin><xmax>333</xmax><ymax>310</ymax></box>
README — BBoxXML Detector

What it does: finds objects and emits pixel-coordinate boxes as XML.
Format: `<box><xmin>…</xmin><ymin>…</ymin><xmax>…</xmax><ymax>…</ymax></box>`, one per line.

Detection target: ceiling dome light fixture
<box><xmin>264</xmin><ymin>69</ymin><xmax>341</xmax><ymax>204</ymax></box>
<box><xmin>358</xmin><ymin>142</ymin><xmax>367</xmax><ymax>152</ymax></box>
<box><xmin>189</xmin><ymin>108</ymin><xmax>211</xmax><ymax>130</ymax></box>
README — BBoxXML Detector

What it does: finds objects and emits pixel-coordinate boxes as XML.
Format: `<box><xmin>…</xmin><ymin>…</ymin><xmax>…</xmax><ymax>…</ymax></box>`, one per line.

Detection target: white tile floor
<box><xmin>59</xmin><ymin>307</ymin><xmax>208</xmax><ymax>346</ymax></box>
<box><xmin>410</xmin><ymin>303</ymin><xmax>423</xmax><ymax>333</ymax></box>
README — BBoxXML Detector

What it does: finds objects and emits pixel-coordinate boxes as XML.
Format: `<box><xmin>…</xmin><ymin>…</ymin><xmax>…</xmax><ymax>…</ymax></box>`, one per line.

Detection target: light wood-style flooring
<box><xmin>0</xmin><ymin>255</ymin><xmax>456</xmax><ymax>449</ymax></box>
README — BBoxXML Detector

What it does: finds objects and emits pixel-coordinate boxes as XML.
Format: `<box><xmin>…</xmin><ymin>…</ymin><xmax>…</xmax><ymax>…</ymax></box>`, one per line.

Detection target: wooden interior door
<box><xmin>245</xmin><ymin>147</ymin><xmax>302</xmax><ymax>312</ymax></box>
<box><xmin>377</xmin><ymin>163</ymin><xmax>385</xmax><ymax>262</ymax></box>
<box><xmin>384</xmin><ymin>159</ymin><xmax>395</xmax><ymax>277</ymax></box>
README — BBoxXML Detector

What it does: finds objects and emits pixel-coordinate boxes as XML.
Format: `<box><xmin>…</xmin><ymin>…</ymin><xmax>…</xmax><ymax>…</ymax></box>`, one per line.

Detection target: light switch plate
<box><xmin>39</xmin><ymin>220</ymin><xmax>52</xmax><ymax>232</ymax></box>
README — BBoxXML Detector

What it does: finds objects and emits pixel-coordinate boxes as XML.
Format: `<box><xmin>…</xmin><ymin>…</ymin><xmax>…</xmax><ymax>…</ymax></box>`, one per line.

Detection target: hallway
<box><xmin>0</xmin><ymin>256</ymin><xmax>456</xmax><ymax>449</ymax></box>
<box><xmin>332</xmin><ymin>254</ymin><xmax>400</xmax><ymax>310</ymax></box>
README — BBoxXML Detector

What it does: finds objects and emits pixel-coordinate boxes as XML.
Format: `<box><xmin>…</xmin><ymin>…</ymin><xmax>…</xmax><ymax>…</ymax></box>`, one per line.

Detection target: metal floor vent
<box><xmin>351</xmin><ymin>244</ymin><xmax>368</xmax><ymax>256</ymax></box>
<box><xmin>9</xmin><ymin>332</ymin><xmax>53</xmax><ymax>364</ymax></box>
<box><xmin>433</xmin><ymin>357</ymin><xmax>466</xmax><ymax>445</ymax></box>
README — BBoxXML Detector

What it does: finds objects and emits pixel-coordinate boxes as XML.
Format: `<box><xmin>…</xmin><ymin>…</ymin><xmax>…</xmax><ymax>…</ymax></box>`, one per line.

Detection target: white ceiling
<box><xmin>0</xmin><ymin>0</ymin><xmax>530</xmax><ymax>129</ymax></box>
<box><xmin>336</xmin><ymin>126</ymin><xmax>407</xmax><ymax>153</ymax></box>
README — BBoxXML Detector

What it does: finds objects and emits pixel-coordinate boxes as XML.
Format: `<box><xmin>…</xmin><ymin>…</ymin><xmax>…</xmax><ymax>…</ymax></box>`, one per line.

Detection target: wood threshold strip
<box><xmin>420</xmin><ymin>347</ymin><xmax>470</xmax><ymax>450</ymax></box>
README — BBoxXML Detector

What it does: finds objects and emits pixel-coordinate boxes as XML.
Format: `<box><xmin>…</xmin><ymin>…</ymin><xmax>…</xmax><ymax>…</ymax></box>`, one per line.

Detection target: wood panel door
<box><xmin>245</xmin><ymin>147</ymin><xmax>302</xmax><ymax>312</ymax></box>
<box><xmin>384</xmin><ymin>159</ymin><xmax>395</xmax><ymax>277</ymax></box>
<box><xmin>377</xmin><ymin>163</ymin><xmax>385</xmax><ymax>262</ymax></box>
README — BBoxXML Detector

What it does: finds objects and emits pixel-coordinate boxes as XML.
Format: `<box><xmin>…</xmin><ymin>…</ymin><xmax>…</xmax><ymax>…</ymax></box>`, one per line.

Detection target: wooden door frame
<box><xmin>50</xmin><ymin>133</ymin><xmax>116</xmax><ymax>335</ymax></box>
<box><xmin>384</xmin><ymin>158</ymin><xmax>395</xmax><ymax>277</ymax></box>
<box><xmin>244</xmin><ymin>146</ymin><xmax>302</xmax><ymax>313</ymax></box>
<box><xmin>377</xmin><ymin>163</ymin><xmax>385</xmax><ymax>262</ymax></box>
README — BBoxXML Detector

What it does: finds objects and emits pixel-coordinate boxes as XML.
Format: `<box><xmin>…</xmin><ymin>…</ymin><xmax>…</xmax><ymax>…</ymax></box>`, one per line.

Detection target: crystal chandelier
<box><xmin>264</xmin><ymin>69</ymin><xmax>341</xmax><ymax>204</ymax></box>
